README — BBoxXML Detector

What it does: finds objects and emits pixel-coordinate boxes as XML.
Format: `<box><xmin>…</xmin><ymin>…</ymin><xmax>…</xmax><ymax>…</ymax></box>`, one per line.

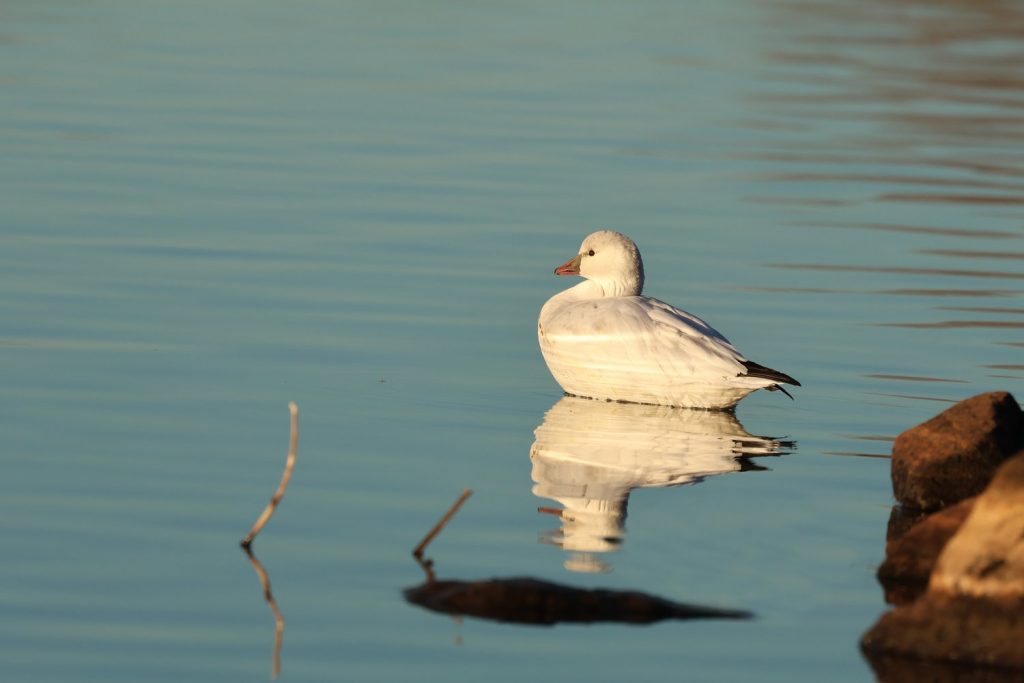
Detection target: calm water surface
<box><xmin>2</xmin><ymin>1</ymin><xmax>1022</xmax><ymax>681</ymax></box>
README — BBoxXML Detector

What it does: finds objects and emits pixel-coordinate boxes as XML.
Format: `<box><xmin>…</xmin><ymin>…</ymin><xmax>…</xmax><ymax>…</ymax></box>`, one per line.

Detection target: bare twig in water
<box><xmin>412</xmin><ymin>489</ymin><xmax>473</xmax><ymax>582</ymax></box>
<box><xmin>242</xmin><ymin>545</ymin><xmax>284</xmax><ymax>678</ymax></box>
<box><xmin>413</xmin><ymin>489</ymin><xmax>473</xmax><ymax>560</ymax></box>
<box><xmin>241</xmin><ymin>402</ymin><xmax>299</xmax><ymax>548</ymax></box>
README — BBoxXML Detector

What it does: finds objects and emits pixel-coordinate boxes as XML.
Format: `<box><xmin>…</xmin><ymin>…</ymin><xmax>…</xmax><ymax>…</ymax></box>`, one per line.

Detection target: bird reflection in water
<box><xmin>531</xmin><ymin>396</ymin><xmax>794</xmax><ymax>572</ymax></box>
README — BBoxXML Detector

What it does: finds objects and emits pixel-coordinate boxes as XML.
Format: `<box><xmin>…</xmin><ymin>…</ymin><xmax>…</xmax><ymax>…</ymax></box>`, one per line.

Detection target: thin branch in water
<box><xmin>413</xmin><ymin>488</ymin><xmax>473</xmax><ymax>560</ymax></box>
<box><xmin>242</xmin><ymin>545</ymin><xmax>284</xmax><ymax>679</ymax></box>
<box><xmin>411</xmin><ymin>488</ymin><xmax>473</xmax><ymax>585</ymax></box>
<box><xmin>241</xmin><ymin>402</ymin><xmax>299</xmax><ymax>548</ymax></box>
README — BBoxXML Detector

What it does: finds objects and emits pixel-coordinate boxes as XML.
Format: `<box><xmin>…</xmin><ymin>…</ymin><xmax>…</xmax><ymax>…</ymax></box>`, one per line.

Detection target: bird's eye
<box><xmin>587</xmin><ymin>249</ymin><xmax>595</xmax><ymax>256</ymax></box>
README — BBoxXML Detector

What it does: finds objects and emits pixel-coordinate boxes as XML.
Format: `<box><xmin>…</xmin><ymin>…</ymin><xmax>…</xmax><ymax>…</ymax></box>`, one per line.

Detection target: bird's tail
<box><xmin>765</xmin><ymin>384</ymin><xmax>794</xmax><ymax>400</ymax></box>
<box><xmin>741</xmin><ymin>360</ymin><xmax>800</xmax><ymax>387</ymax></box>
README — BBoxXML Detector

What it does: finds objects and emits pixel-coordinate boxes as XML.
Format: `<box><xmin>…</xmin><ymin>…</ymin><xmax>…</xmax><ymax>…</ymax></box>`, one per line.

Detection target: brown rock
<box><xmin>929</xmin><ymin>452</ymin><xmax>1024</xmax><ymax>599</ymax></box>
<box><xmin>884</xmin><ymin>503</ymin><xmax>930</xmax><ymax>545</ymax></box>
<box><xmin>891</xmin><ymin>392</ymin><xmax>1024</xmax><ymax>511</ymax></box>
<box><xmin>878</xmin><ymin>498</ymin><xmax>976</xmax><ymax>605</ymax></box>
<box><xmin>863</xmin><ymin>451</ymin><xmax>1024</xmax><ymax>668</ymax></box>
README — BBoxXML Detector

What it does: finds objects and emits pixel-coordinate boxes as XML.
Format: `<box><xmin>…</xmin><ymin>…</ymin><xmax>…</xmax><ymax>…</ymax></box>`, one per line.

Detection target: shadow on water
<box><xmin>403</xmin><ymin>491</ymin><xmax>752</xmax><ymax>626</ymax></box>
<box><xmin>530</xmin><ymin>397</ymin><xmax>793</xmax><ymax>573</ymax></box>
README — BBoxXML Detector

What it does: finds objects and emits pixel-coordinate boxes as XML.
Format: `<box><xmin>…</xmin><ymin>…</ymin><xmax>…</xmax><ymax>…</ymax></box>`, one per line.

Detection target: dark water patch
<box><xmin>984</xmin><ymin>364</ymin><xmax>1024</xmax><ymax>371</ymax></box>
<box><xmin>875</xmin><ymin>320</ymin><xmax>1024</xmax><ymax>329</ymax></box>
<box><xmin>917</xmin><ymin>249</ymin><xmax>1024</xmax><ymax>261</ymax></box>
<box><xmin>751</xmin><ymin>91</ymin><xmax>1024</xmax><ymax>112</ymax></box>
<box><xmin>938</xmin><ymin>306</ymin><xmax>1024</xmax><ymax>315</ymax></box>
<box><xmin>728</xmin><ymin>285</ymin><xmax>846</xmax><ymax>294</ymax></box>
<box><xmin>822</xmin><ymin>451</ymin><xmax>891</xmax><ymax>459</ymax></box>
<box><xmin>0</xmin><ymin>337</ymin><xmax>163</xmax><ymax>352</ymax></box>
<box><xmin>868</xmin><ymin>393</ymin><xmax>959</xmax><ymax>404</ymax></box>
<box><xmin>925</xmin><ymin>158</ymin><xmax>1024</xmax><ymax>179</ymax></box>
<box><xmin>840</xmin><ymin>434</ymin><xmax>896</xmax><ymax>443</ymax></box>
<box><xmin>744</xmin><ymin>154</ymin><xmax>1024</xmax><ymax>180</ymax></box>
<box><xmin>744</xmin><ymin>196</ymin><xmax>855</xmax><ymax>207</ymax></box>
<box><xmin>742</xmin><ymin>151</ymin><xmax>919</xmax><ymax>166</ymax></box>
<box><xmin>791</xmin><ymin>221</ymin><xmax>1021</xmax><ymax>240</ymax></box>
<box><xmin>880</xmin><ymin>193</ymin><xmax>1024</xmax><ymax>205</ymax></box>
<box><xmin>766</xmin><ymin>263</ymin><xmax>1024</xmax><ymax>280</ymax></box>
<box><xmin>756</xmin><ymin>172</ymin><xmax>1024</xmax><ymax>194</ymax></box>
<box><xmin>764</xmin><ymin>48</ymin><xmax>867</xmax><ymax>67</ymax></box>
<box><xmin>878</xmin><ymin>112</ymin><xmax>1024</xmax><ymax>139</ymax></box>
<box><xmin>876</xmin><ymin>289</ymin><xmax>1020</xmax><ymax>298</ymax></box>
<box><xmin>107</xmin><ymin>243</ymin><xmax>290</xmax><ymax>262</ymax></box>
<box><xmin>865</xmin><ymin>374</ymin><xmax>968</xmax><ymax>384</ymax></box>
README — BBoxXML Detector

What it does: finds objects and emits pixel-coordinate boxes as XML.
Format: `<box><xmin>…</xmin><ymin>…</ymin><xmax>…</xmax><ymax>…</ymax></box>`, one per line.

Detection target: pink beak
<box><xmin>554</xmin><ymin>254</ymin><xmax>582</xmax><ymax>276</ymax></box>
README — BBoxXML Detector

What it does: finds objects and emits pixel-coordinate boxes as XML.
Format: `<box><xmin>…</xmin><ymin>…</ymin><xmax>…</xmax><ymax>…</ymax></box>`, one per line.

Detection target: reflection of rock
<box><xmin>404</xmin><ymin>576</ymin><xmax>752</xmax><ymax>625</ymax></box>
<box><xmin>865</xmin><ymin>649</ymin><xmax>1024</xmax><ymax>683</ymax></box>
<box><xmin>530</xmin><ymin>396</ymin><xmax>791</xmax><ymax>572</ymax></box>
<box><xmin>892</xmin><ymin>392</ymin><xmax>1023</xmax><ymax>511</ymax></box>
<box><xmin>863</xmin><ymin>593</ymin><xmax>1024</xmax><ymax>672</ymax></box>
<box><xmin>865</xmin><ymin>441</ymin><xmax>1024</xmax><ymax>669</ymax></box>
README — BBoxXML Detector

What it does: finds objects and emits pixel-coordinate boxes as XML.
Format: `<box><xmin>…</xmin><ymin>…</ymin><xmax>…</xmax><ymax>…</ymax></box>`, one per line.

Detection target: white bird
<box><xmin>538</xmin><ymin>230</ymin><xmax>799</xmax><ymax>409</ymax></box>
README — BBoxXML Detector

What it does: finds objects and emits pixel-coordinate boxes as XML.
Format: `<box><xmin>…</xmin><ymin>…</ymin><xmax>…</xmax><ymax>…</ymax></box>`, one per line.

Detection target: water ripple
<box><xmin>864</xmin><ymin>374</ymin><xmax>968</xmax><ymax>384</ymax></box>
<box><xmin>765</xmin><ymin>263</ymin><xmax>1024</xmax><ymax>281</ymax></box>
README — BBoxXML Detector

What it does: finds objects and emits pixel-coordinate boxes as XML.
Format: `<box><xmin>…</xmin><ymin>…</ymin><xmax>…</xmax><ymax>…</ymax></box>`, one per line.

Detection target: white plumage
<box><xmin>538</xmin><ymin>230</ymin><xmax>798</xmax><ymax>409</ymax></box>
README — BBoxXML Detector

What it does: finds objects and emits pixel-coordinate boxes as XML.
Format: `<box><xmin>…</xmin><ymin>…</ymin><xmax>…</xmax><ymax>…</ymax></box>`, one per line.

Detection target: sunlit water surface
<box><xmin>2</xmin><ymin>1</ymin><xmax>1022</xmax><ymax>681</ymax></box>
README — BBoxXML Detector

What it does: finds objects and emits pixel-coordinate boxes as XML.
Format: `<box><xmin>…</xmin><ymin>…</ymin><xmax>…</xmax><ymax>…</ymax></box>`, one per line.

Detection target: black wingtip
<box><xmin>741</xmin><ymin>360</ymin><xmax>800</xmax><ymax>387</ymax></box>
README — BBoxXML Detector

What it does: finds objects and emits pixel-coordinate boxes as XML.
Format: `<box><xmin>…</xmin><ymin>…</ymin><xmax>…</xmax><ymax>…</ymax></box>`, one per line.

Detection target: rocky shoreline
<box><xmin>861</xmin><ymin>392</ymin><xmax>1024</xmax><ymax>674</ymax></box>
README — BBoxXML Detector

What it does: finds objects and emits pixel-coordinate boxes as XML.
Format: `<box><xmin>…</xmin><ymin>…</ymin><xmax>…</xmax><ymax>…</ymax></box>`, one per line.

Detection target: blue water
<box><xmin>2</xmin><ymin>1</ymin><xmax>1022</xmax><ymax>680</ymax></box>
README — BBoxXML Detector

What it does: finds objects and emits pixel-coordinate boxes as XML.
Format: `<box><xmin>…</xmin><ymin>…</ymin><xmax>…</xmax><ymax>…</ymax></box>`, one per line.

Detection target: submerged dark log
<box><xmin>404</xmin><ymin>576</ymin><xmax>752</xmax><ymax>625</ymax></box>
